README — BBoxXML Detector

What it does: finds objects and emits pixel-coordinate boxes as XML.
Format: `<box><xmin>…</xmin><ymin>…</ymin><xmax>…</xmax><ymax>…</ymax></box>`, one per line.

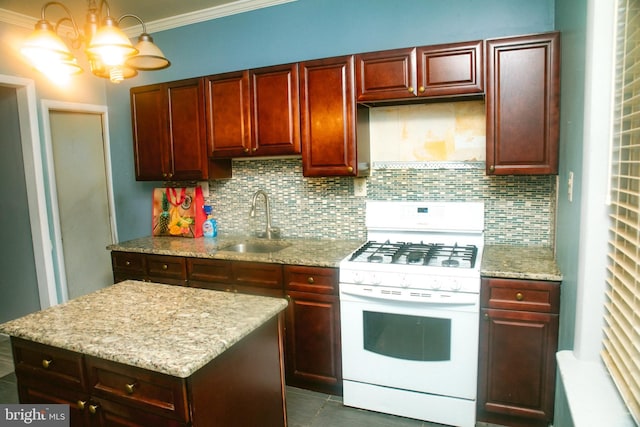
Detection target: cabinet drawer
<box><xmin>187</xmin><ymin>258</ymin><xmax>233</xmax><ymax>284</ymax></box>
<box><xmin>232</xmin><ymin>261</ymin><xmax>283</xmax><ymax>290</ymax></box>
<box><xmin>86</xmin><ymin>356</ymin><xmax>189</xmax><ymax>422</ymax></box>
<box><xmin>112</xmin><ymin>252</ymin><xmax>146</xmax><ymax>274</ymax></box>
<box><xmin>481</xmin><ymin>278</ymin><xmax>560</xmax><ymax>313</ymax></box>
<box><xmin>12</xmin><ymin>338</ymin><xmax>86</xmax><ymax>391</ymax></box>
<box><xmin>284</xmin><ymin>265</ymin><xmax>338</xmax><ymax>294</ymax></box>
<box><xmin>147</xmin><ymin>255</ymin><xmax>187</xmax><ymax>281</ymax></box>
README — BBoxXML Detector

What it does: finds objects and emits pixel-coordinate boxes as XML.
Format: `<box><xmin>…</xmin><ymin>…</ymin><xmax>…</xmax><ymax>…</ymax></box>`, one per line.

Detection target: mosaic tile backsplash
<box><xmin>207</xmin><ymin>158</ymin><xmax>556</xmax><ymax>246</ymax></box>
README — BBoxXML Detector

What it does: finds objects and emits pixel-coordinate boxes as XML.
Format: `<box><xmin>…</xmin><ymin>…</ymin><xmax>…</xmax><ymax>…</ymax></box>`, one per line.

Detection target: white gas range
<box><xmin>339</xmin><ymin>200</ymin><xmax>484</xmax><ymax>427</ymax></box>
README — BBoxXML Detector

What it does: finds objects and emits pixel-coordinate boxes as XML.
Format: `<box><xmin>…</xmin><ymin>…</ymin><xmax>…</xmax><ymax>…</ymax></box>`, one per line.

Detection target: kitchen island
<box><xmin>0</xmin><ymin>280</ymin><xmax>289</xmax><ymax>426</ymax></box>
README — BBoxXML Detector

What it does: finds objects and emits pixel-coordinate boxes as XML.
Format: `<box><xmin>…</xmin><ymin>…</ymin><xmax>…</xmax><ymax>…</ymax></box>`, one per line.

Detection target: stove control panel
<box><xmin>339</xmin><ymin>269</ymin><xmax>480</xmax><ymax>294</ymax></box>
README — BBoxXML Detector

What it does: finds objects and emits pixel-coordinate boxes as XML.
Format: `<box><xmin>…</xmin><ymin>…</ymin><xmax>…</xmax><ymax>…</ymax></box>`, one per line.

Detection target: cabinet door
<box><xmin>131</xmin><ymin>84</ymin><xmax>166</xmax><ymax>181</ymax></box>
<box><xmin>417</xmin><ymin>40</ymin><xmax>483</xmax><ymax>97</ymax></box>
<box><xmin>165</xmin><ymin>78</ymin><xmax>208</xmax><ymax>181</ymax></box>
<box><xmin>251</xmin><ymin>63</ymin><xmax>301</xmax><ymax>156</ymax></box>
<box><xmin>300</xmin><ymin>56</ymin><xmax>368</xmax><ymax>177</ymax></box>
<box><xmin>478</xmin><ymin>308</ymin><xmax>559</xmax><ymax>425</ymax></box>
<box><xmin>205</xmin><ymin>71</ymin><xmax>251</xmax><ymax>158</ymax></box>
<box><xmin>355</xmin><ymin>47</ymin><xmax>417</xmax><ymax>101</ymax></box>
<box><xmin>284</xmin><ymin>290</ymin><xmax>342</xmax><ymax>395</ymax></box>
<box><xmin>486</xmin><ymin>32</ymin><xmax>560</xmax><ymax>175</ymax></box>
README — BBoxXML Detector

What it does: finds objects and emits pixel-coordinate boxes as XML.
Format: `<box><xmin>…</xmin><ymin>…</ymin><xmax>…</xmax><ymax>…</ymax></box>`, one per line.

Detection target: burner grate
<box><xmin>349</xmin><ymin>241</ymin><xmax>478</xmax><ymax>268</ymax></box>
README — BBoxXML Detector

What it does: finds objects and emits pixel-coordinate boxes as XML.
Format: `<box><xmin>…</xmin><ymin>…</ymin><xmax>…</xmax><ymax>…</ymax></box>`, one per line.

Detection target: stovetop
<box><xmin>348</xmin><ymin>240</ymin><xmax>479</xmax><ymax>269</ymax></box>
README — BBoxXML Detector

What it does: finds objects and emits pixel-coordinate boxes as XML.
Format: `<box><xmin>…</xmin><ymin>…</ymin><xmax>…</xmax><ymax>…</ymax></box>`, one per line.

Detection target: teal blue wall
<box><xmin>105</xmin><ymin>0</ymin><xmax>556</xmax><ymax>241</ymax></box>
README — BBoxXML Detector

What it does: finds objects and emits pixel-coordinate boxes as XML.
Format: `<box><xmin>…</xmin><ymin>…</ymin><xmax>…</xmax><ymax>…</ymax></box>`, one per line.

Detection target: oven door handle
<box><xmin>340</xmin><ymin>288</ymin><xmax>478</xmax><ymax>306</ymax></box>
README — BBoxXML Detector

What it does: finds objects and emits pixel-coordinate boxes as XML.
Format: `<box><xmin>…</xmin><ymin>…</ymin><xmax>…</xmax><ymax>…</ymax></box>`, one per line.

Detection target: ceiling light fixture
<box><xmin>20</xmin><ymin>0</ymin><xmax>170</xmax><ymax>84</ymax></box>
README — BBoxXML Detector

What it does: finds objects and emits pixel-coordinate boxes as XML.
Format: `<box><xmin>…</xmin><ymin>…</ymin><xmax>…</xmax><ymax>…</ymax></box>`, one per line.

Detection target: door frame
<box><xmin>0</xmin><ymin>74</ymin><xmax>57</xmax><ymax>309</ymax></box>
<box><xmin>41</xmin><ymin>100</ymin><xmax>118</xmax><ymax>303</ymax></box>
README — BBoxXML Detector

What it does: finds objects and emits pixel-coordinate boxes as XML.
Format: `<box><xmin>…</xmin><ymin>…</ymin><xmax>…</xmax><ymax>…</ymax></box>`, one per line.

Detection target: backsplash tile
<box><xmin>206</xmin><ymin>158</ymin><xmax>556</xmax><ymax>246</ymax></box>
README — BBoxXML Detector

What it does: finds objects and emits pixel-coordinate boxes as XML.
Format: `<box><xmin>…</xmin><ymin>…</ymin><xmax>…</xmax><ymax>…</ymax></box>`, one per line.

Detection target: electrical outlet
<box><xmin>354</xmin><ymin>178</ymin><xmax>367</xmax><ymax>197</ymax></box>
<box><xmin>567</xmin><ymin>171</ymin><xmax>574</xmax><ymax>202</ymax></box>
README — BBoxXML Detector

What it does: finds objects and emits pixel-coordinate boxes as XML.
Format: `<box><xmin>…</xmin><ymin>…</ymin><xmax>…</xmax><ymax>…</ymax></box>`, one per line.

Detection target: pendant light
<box><xmin>21</xmin><ymin>1</ymin><xmax>170</xmax><ymax>84</ymax></box>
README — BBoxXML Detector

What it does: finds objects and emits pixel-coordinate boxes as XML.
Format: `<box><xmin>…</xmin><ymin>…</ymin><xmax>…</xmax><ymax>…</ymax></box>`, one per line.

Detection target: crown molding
<box><xmin>0</xmin><ymin>0</ymin><xmax>296</xmax><ymax>36</ymax></box>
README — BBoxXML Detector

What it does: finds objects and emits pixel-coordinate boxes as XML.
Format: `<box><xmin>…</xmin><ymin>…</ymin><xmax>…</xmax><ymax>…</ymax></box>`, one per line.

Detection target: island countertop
<box><xmin>107</xmin><ymin>235</ymin><xmax>364</xmax><ymax>268</ymax></box>
<box><xmin>0</xmin><ymin>280</ymin><xmax>288</xmax><ymax>378</ymax></box>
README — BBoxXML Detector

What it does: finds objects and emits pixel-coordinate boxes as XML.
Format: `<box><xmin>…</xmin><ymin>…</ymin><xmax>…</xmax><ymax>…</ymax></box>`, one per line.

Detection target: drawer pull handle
<box><xmin>418</xmin><ymin>86</ymin><xmax>426</xmax><ymax>93</ymax></box>
<box><xmin>516</xmin><ymin>292</ymin><xmax>524</xmax><ymax>301</ymax></box>
<box><xmin>307</xmin><ymin>276</ymin><xmax>315</xmax><ymax>284</ymax></box>
<box><xmin>88</xmin><ymin>404</ymin><xmax>99</xmax><ymax>415</ymax></box>
<box><xmin>408</xmin><ymin>86</ymin><xmax>414</xmax><ymax>93</ymax></box>
<box><xmin>162</xmin><ymin>264</ymin><xmax>168</xmax><ymax>270</ymax></box>
<box><xmin>125</xmin><ymin>261</ymin><xmax>131</xmax><ymax>266</ymax></box>
<box><xmin>484</xmin><ymin>312</ymin><xmax>489</xmax><ymax>320</ymax></box>
<box><xmin>41</xmin><ymin>359</ymin><xmax>53</xmax><ymax>369</ymax></box>
<box><xmin>77</xmin><ymin>400</ymin><xmax>86</xmax><ymax>410</ymax></box>
<box><xmin>125</xmin><ymin>382</ymin><xmax>136</xmax><ymax>394</ymax></box>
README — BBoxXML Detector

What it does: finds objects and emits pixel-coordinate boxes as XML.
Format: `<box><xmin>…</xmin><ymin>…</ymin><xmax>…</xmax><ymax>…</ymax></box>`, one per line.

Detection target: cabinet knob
<box><xmin>162</xmin><ymin>264</ymin><xmax>168</xmax><ymax>270</ymax></box>
<box><xmin>125</xmin><ymin>260</ymin><xmax>131</xmax><ymax>266</ymax></box>
<box><xmin>252</xmin><ymin>147</ymin><xmax>257</xmax><ymax>152</ymax></box>
<box><xmin>41</xmin><ymin>359</ymin><xmax>53</xmax><ymax>369</ymax></box>
<box><xmin>407</xmin><ymin>86</ymin><xmax>414</xmax><ymax>93</ymax></box>
<box><xmin>88</xmin><ymin>404</ymin><xmax>99</xmax><ymax>415</ymax></box>
<box><xmin>489</xmin><ymin>165</ymin><xmax>495</xmax><ymax>172</ymax></box>
<box><xmin>162</xmin><ymin>173</ymin><xmax>167</xmax><ymax>178</ymax></box>
<box><xmin>77</xmin><ymin>400</ymin><xmax>87</xmax><ymax>410</ymax></box>
<box><xmin>244</xmin><ymin>148</ymin><xmax>250</xmax><ymax>153</ymax></box>
<box><xmin>125</xmin><ymin>382</ymin><xmax>136</xmax><ymax>394</ymax></box>
<box><xmin>483</xmin><ymin>312</ymin><xmax>489</xmax><ymax>320</ymax></box>
<box><xmin>347</xmin><ymin>166</ymin><xmax>353</xmax><ymax>173</ymax></box>
<box><xmin>515</xmin><ymin>292</ymin><xmax>524</xmax><ymax>301</ymax></box>
<box><xmin>418</xmin><ymin>86</ymin><xmax>425</xmax><ymax>93</ymax></box>
<box><xmin>307</xmin><ymin>276</ymin><xmax>315</xmax><ymax>284</ymax></box>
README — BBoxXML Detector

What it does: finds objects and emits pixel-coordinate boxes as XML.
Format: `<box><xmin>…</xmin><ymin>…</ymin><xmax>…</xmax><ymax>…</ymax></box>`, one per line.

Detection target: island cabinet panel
<box><xmin>284</xmin><ymin>265</ymin><xmax>342</xmax><ymax>395</ymax></box>
<box><xmin>300</xmin><ymin>55</ymin><xmax>370</xmax><ymax>177</ymax></box>
<box><xmin>485</xmin><ymin>32</ymin><xmax>560</xmax><ymax>175</ymax></box>
<box><xmin>478</xmin><ymin>277</ymin><xmax>560</xmax><ymax>427</ymax></box>
<box><xmin>355</xmin><ymin>40</ymin><xmax>483</xmax><ymax>102</ymax></box>
<box><xmin>86</xmin><ymin>356</ymin><xmax>189</xmax><ymax>422</ymax></box>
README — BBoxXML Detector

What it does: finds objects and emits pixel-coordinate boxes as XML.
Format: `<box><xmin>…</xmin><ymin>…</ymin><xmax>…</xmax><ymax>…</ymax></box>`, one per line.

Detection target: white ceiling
<box><xmin>0</xmin><ymin>0</ymin><xmax>294</xmax><ymax>33</ymax></box>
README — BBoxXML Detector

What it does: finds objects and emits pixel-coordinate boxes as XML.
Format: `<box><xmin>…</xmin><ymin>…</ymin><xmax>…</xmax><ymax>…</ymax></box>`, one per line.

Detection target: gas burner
<box><xmin>349</xmin><ymin>241</ymin><xmax>478</xmax><ymax>269</ymax></box>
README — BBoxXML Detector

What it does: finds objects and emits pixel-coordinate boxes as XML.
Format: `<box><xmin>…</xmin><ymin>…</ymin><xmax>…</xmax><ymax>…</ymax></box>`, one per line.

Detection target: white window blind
<box><xmin>604</xmin><ymin>0</ymin><xmax>640</xmax><ymax>423</ymax></box>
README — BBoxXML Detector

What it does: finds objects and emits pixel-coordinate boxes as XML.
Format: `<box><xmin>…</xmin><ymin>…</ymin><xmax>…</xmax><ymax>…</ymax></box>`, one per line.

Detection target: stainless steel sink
<box><xmin>219</xmin><ymin>241</ymin><xmax>291</xmax><ymax>254</ymax></box>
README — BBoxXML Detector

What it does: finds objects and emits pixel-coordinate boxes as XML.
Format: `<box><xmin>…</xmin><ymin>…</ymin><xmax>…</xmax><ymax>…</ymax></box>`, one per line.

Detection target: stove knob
<box><xmin>449</xmin><ymin>279</ymin><xmax>462</xmax><ymax>291</ymax></box>
<box><xmin>401</xmin><ymin>275</ymin><xmax>411</xmax><ymax>288</ymax></box>
<box><xmin>371</xmin><ymin>273</ymin><xmax>381</xmax><ymax>285</ymax></box>
<box><xmin>431</xmin><ymin>279</ymin><xmax>441</xmax><ymax>290</ymax></box>
<box><xmin>353</xmin><ymin>272</ymin><xmax>364</xmax><ymax>284</ymax></box>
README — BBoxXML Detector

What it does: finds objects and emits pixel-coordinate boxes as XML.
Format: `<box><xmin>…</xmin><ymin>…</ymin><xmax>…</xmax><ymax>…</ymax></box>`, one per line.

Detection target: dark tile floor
<box><xmin>0</xmin><ymin>335</ymin><xmax>496</xmax><ymax>426</ymax></box>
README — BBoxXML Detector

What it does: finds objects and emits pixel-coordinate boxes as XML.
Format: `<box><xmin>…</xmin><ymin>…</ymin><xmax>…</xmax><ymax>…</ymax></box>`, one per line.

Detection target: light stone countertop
<box><xmin>481</xmin><ymin>245</ymin><xmax>563</xmax><ymax>281</ymax></box>
<box><xmin>107</xmin><ymin>235</ymin><xmax>365</xmax><ymax>268</ymax></box>
<box><xmin>0</xmin><ymin>280</ymin><xmax>288</xmax><ymax>378</ymax></box>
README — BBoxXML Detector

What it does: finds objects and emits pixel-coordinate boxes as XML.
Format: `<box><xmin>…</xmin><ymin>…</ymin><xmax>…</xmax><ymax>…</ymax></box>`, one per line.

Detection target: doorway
<box><xmin>41</xmin><ymin>102</ymin><xmax>117</xmax><ymax>300</ymax></box>
<box><xmin>0</xmin><ymin>75</ymin><xmax>56</xmax><ymax>322</ymax></box>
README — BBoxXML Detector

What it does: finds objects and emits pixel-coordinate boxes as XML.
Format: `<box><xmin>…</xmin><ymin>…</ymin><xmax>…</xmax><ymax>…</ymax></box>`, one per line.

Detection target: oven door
<box><xmin>340</xmin><ymin>284</ymin><xmax>479</xmax><ymax>400</ymax></box>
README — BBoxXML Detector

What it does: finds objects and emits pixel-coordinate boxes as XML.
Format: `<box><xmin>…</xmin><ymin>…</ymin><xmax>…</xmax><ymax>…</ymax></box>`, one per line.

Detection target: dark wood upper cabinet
<box><xmin>356</xmin><ymin>40</ymin><xmax>483</xmax><ymax>102</ymax></box>
<box><xmin>204</xmin><ymin>70</ymin><xmax>251</xmax><ymax>158</ymax></box>
<box><xmin>205</xmin><ymin>64</ymin><xmax>301</xmax><ymax>158</ymax></box>
<box><xmin>300</xmin><ymin>55</ymin><xmax>370</xmax><ymax>177</ymax></box>
<box><xmin>131</xmin><ymin>78</ymin><xmax>210</xmax><ymax>181</ymax></box>
<box><xmin>485</xmin><ymin>32</ymin><xmax>560</xmax><ymax>175</ymax></box>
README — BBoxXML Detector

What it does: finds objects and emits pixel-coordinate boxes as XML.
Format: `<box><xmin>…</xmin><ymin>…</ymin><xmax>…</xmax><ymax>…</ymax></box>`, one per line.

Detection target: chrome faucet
<box><xmin>249</xmin><ymin>190</ymin><xmax>280</xmax><ymax>239</ymax></box>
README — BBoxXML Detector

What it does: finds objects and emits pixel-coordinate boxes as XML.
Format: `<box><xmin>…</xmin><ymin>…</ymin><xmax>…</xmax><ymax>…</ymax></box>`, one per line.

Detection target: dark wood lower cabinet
<box><xmin>478</xmin><ymin>278</ymin><xmax>560</xmax><ymax>427</ymax></box>
<box><xmin>12</xmin><ymin>315</ymin><xmax>286</xmax><ymax>427</ymax></box>
<box><xmin>283</xmin><ymin>265</ymin><xmax>341</xmax><ymax>395</ymax></box>
<box><xmin>112</xmin><ymin>251</ymin><xmax>343</xmax><ymax>395</ymax></box>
